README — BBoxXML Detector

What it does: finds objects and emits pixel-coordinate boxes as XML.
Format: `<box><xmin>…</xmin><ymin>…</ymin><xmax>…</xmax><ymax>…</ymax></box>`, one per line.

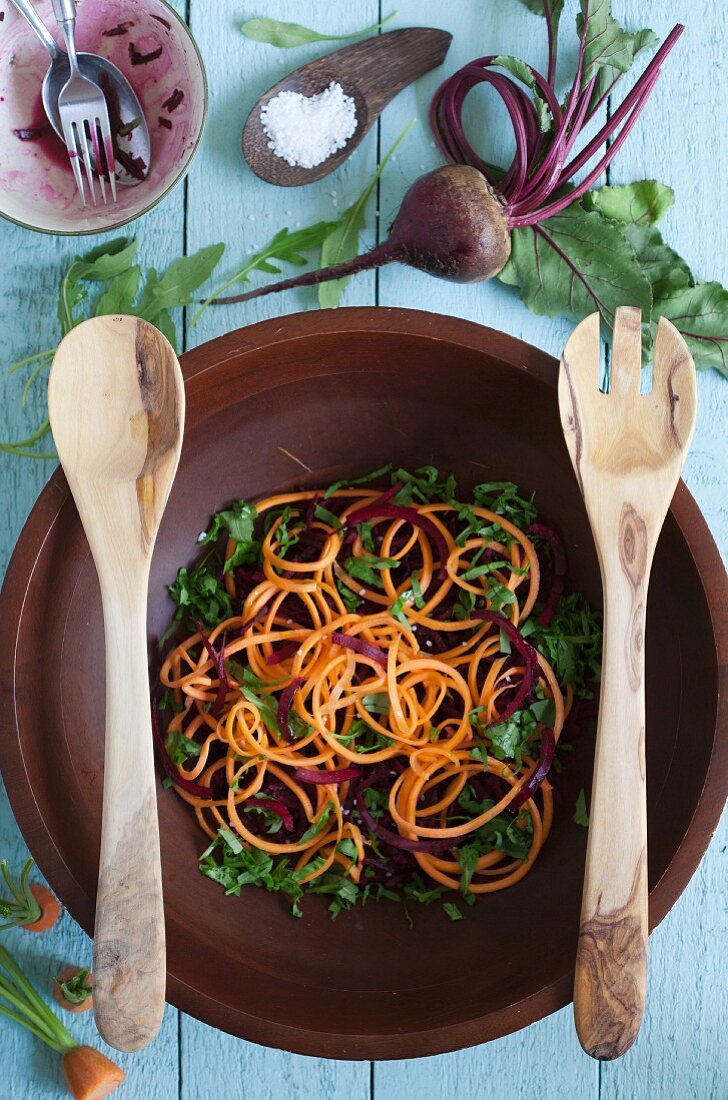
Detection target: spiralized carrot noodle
<box><xmin>156</xmin><ymin>473</ymin><xmax>596</xmax><ymax>918</ymax></box>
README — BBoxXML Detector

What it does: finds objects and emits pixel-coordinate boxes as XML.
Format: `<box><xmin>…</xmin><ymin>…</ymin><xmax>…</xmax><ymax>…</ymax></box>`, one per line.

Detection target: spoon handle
<box><xmin>93</xmin><ymin>573</ymin><xmax>166</xmax><ymax>1053</ymax></box>
<box><xmin>573</xmin><ymin>513</ymin><xmax>651</xmax><ymax>1060</ymax></box>
<box><xmin>9</xmin><ymin>0</ymin><xmax>60</xmax><ymax>59</ymax></box>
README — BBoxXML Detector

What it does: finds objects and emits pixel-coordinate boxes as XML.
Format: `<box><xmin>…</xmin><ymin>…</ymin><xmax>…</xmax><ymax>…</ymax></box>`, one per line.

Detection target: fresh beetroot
<box><xmin>212</xmin><ymin>13</ymin><xmax>681</xmax><ymax>309</ymax></box>
<box><xmin>214</xmin><ymin>166</ymin><xmax>509</xmax><ymax>306</ymax></box>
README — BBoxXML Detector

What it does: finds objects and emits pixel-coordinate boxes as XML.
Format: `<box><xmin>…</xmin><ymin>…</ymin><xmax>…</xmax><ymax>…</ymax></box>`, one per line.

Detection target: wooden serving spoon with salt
<box><xmin>559</xmin><ymin>308</ymin><xmax>697</xmax><ymax>1060</ymax></box>
<box><xmin>243</xmin><ymin>27</ymin><xmax>452</xmax><ymax>186</ymax></box>
<box><xmin>48</xmin><ymin>316</ymin><xmax>185</xmax><ymax>1052</ymax></box>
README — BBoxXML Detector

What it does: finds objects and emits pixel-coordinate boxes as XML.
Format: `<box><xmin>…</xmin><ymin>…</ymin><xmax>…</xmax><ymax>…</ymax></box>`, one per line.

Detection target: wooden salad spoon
<box><xmin>243</xmin><ymin>27</ymin><xmax>452</xmax><ymax>186</ymax></box>
<box><xmin>48</xmin><ymin>315</ymin><xmax>184</xmax><ymax>1052</ymax></box>
<box><xmin>559</xmin><ymin>307</ymin><xmax>697</xmax><ymax>1059</ymax></box>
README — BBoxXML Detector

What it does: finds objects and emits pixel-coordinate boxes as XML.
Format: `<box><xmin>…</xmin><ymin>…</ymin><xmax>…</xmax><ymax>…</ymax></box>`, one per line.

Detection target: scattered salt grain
<box><xmin>260</xmin><ymin>81</ymin><xmax>357</xmax><ymax>169</ymax></box>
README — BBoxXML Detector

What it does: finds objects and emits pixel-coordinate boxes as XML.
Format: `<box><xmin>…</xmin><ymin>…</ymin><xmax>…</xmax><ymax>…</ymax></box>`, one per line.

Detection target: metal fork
<box><xmin>559</xmin><ymin>308</ymin><xmax>697</xmax><ymax>1060</ymax></box>
<box><xmin>51</xmin><ymin>0</ymin><xmax>116</xmax><ymax>205</ymax></box>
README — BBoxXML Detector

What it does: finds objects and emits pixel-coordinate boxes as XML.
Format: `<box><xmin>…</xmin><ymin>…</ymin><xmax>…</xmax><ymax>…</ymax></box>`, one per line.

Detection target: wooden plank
<box><xmin>375</xmin><ymin>2</ymin><xmax>598</xmax><ymax>1096</ymax></box>
<box><xmin>185</xmin><ymin>0</ymin><xmax>381</xmax><ymax>357</ymax></box>
<box><xmin>599</xmin><ymin>1</ymin><xmax>727</xmax><ymax>1093</ymax></box>
<box><xmin>180</xmin><ymin>2</ymin><xmax>375</xmax><ymax>1096</ymax></box>
<box><xmin>0</xmin><ymin>1</ymin><xmax>189</xmax><ymax>1092</ymax></box>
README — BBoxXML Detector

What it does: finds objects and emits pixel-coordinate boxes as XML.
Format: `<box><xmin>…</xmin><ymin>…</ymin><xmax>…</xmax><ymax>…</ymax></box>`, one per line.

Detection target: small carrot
<box><xmin>54</xmin><ymin>967</ymin><xmax>93</xmax><ymax>1013</ymax></box>
<box><xmin>0</xmin><ymin>859</ymin><xmax>61</xmax><ymax>932</ymax></box>
<box><xmin>0</xmin><ymin>944</ymin><xmax>124</xmax><ymax>1099</ymax></box>
<box><xmin>62</xmin><ymin>1046</ymin><xmax>125</xmax><ymax>1100</ymax></box>
<box><xmin>24</xmin><ymin>883</ymin><xmax>62</xmax><ymax>932</ymax></box>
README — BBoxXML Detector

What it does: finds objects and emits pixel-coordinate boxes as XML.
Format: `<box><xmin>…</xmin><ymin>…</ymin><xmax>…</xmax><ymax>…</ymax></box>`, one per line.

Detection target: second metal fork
<box><xmin>51</xmin><ymin>0</ymin><xmax>116</xmax><ymax>205</ymax></box>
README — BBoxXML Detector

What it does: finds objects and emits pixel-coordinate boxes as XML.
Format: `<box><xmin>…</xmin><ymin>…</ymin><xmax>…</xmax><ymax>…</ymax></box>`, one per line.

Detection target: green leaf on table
<box><xmin>241</xmin><ymin>12</ymin><xmax>396</xmax><ymax>48</ymax></box>
<box><xmin>584</xmin><ymin>181</ymin><xmax>675</xmax><ymax>226</ymax></box>
<box><xmin>653</xmin><ymin>282</ymin><xmax>728</xmax><ymax>378</ymax></box>
<box><xmin>493</xmin><ymin>56</ymin><xmax>551</xmax><ymax>133</ymax></box>
<box><xmin>318</xmin><ymin>118</ymin><xmax>415</xmax><ymax>309</ymax></box>
<box><xmin>577</xmin><ymin>0</ymin><xmax>658</xmax><ymax>112</ymax></box>
<box><xmin>517</xmin><ymin>0</ymin><xmax>565</xmax><ymax>43</ymax></box>
<box><xmin>138</xmin><ymin>243</ymin><xmax>225</xmax><ymax>321</ymax></box>
<box><xmin>498</xmin><ymin>202</ymin><xmax>653</xmax><ymax>335</ymax></box>
<box><xmin>194</xmin><ymin>221</ymin><xmax>337</xmax><ymax>321</ymax></box>
<box><xmin>58</xmin><ymin>237</ymin><xmax>138</xmax><ymax>334</ymax></box>
<box><xmin>95</xmin><ymin>265</ymin><xmax>142</xmax><ymax>316</ymax></box>
<box><xmin>621</xmin><ymin>223</ymin><xmax>692</xmax><ymax>301</ymax></box>
<box><xmin>572</xmin><ymin>788</ymin><xmax>590</xmax><ymax>826</ymax></box>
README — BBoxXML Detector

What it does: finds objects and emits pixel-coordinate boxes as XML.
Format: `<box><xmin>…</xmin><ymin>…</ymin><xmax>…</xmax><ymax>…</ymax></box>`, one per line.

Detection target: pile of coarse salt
<box><xmin>260</xmin><ymin>81</ymin><xmax>357</xmax><ymax>170</ymax></box>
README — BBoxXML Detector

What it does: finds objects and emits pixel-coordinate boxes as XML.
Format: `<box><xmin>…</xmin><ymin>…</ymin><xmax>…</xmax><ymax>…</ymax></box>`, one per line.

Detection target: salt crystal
<box><xmin>260</xmin><ymin>81</ymin><xmax>357</xmax><ymax>170</ymax></box>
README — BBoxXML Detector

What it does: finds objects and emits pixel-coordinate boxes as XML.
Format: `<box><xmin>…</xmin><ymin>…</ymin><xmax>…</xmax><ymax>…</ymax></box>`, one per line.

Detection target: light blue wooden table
<box><xmin>1</xmin><ymin>2</ymin><xmax>725</xmax><ymax>1097</ymax></box>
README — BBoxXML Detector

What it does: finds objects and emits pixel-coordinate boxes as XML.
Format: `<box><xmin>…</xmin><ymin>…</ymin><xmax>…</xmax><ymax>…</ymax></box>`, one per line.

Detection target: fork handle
<box><xmin>9</xmin><ymin>0</ymin><xmax>60</xmax><ymax>59</ymax></box>
<box><xmin>573</xmin><ymin>505</ymin><xmax>652</xmax><ymax>1059</ymax></box>
<box><xmin>51</xmin><ymin>0</ymin><xmax>76</xmax><ymax>21</ymax></box>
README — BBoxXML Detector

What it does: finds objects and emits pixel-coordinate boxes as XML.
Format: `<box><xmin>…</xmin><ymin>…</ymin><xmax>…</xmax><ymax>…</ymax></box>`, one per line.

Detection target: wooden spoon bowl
<box><xmin>243</xmin><ymin>28</ymin><xmax>452</xmax><ymax>186</ymax></box>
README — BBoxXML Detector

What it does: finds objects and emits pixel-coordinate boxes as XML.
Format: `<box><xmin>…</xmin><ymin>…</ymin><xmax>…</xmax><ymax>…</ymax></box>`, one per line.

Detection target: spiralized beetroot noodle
<box><xmin>331</xmin><ymin>631</ymin><xmax>388</xmax><ymax>666</ymax></box>
<box><xmin>156</xmin><ymin>472</ymin><xmax>598</xmax><ymax>916</ymax></box>
<box><xmin>294</xmin><ymin>766</ymin><xmax>363</xmax><ymax>785</ymax></box>
<box><xmin>472</xmin><ymin>610</ymin><xmax>538</xmax><ymax>722</ymax></box>
<box><xmin>528</xmin><ymin>523</ymin><xmax>566</xmax><ymax>626</ymax></box>
<box><xmin>277</xmin><ymin>677</ymin><xmax>304</xmax><ymax>744</ymax></box>
<box><xmin>507</xmin><ymin>729</ymin><xmax>556</xmax><ymax>814</ymax></box>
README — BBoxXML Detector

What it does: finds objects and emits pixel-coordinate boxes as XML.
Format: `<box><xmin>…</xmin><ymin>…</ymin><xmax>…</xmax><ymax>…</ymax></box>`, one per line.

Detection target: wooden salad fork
<box><xmin>48</xmin><ymin>316</ymin><xmax>185</xmax><ymax>1052</ymax></box>
<box><xmin>559</xmin><ymin>307</ymin><xmax>697</xmax><ymax>1060</ymax></box>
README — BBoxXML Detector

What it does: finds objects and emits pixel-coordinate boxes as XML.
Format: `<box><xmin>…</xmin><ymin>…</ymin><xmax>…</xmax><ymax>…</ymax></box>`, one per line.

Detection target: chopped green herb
<box><xmin>442</xmin><ymin>901</ymin><xmax>464</xmax><ymax>921</ymax></box>
<box><xmin>314</xmin><ymin>504</ymin><xmax>343</xmax><ymax>530</ymax></box>
<box><xmin>344</xmin><ymin>554</ymin><xmax>400</xmax><ymax>590</ymax></box>
<box><xmin>573</xmin><ymin>788</ymin><xmax>590</xmax><ymax>827</ymax></box>
<box><xmin>165</xmin><ymin>731</ymin><xmax>201</xmax><ymax>767</ymax></box>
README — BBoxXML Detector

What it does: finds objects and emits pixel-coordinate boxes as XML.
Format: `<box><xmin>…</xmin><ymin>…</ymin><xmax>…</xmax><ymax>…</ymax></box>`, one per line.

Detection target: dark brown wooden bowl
<box><xmin>0</xmin><ymin>308</ymin><xmax>726</xmax><ymax>1059</ymax></box>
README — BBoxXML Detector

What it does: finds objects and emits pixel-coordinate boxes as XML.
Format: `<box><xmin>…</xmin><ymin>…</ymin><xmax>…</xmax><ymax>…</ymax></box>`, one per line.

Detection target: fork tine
<box><xmin>97</xmin><ymin>115</ymin><xmax>118</xmax><ymax>203</ymax></box>
<box><xmin>610</xmin><ymin>307</ymin><xmax>642</xmax><ymax>396</ymax></box>
<box><xmin>61</xmin><ymin>118</ymin><xmax>86</xmax><ymax>205</ymax></box>
<box><xmin>90</xmin><ymin>121</ymin><xmax>107</xmax><ymax>204</ymax></box>
<box><xmin>77</xmin><ymin>122</ymin><xmax>97</xmax><ymax>207</ymax></box>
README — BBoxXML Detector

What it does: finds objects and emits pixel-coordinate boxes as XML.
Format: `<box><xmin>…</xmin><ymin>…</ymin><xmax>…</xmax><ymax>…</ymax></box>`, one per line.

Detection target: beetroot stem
<box><xmin>212</xmin><ymin>242</ymin><xmax>398</xmax><ymax>306</ymax></box>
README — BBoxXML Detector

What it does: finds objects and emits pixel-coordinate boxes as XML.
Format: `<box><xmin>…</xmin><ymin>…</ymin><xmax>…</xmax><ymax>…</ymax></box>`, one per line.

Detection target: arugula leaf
<box><xmin>584</xmin><ymin>181</ymin><xmax>675</xmax><ymax>227</ymax></box>
<box><xmin>576</xmin><ymin>0</ymin><xmax>658</xmax><ymax>113</ymax></box>
<box><xmin>653</xmin><ymin>282</ymin><xmax>728</xmax><ymax>379</ymax></box>
<box><xmin>499</xmin><ymin>202</ymin><xmax>653</xmax><ymax>334</ymax></box>
<box><xmin>58</xmin><ymin>238</ymin><xmax>139</xmax><ymax>334</ymax></box>
<box><xmin>94</xmin><ymin>265</ymin><xmax>142</xmax><ymax>316</ymax></box>
<box><xmin>196</xmin><ymin>222</ymin><xmax>337</xmax><ymax>321</ymax></box>
<box><xmin>573</xmin><ymin>788</ymin><xmax>590</xmax><ymax>826</ymax></box>
<box><xmin>493</xmin><ymin>56</ymin><xmax>550</xmax><ymax>133</ymax></box>
<box><xmin>442</xmin><ymin>901</ymin><xmax>464</xmax><ymax>921</ymax></box>
<box><xmin>318</xmin><ymin>119</ymin><xmax>415</xmax><ymax>308</ymax></box>
<box><xmin>138</xmin><ymin>243</ymin><xmax>225</xmax><ymax>322</ymax></box>
<box><xmin>241</xmin><ymin>12</ymin><xmax>396</xmax><ymax>48</ymax></box>
<box><xmin>165</xmin><ymin>731</ymin><xmax>201</xmax><ymax>767</ymax></box>
<box><xmin>457</xmin><ymin>810</ymin><xmax>534</xmax><ymax>890</ymax></box>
